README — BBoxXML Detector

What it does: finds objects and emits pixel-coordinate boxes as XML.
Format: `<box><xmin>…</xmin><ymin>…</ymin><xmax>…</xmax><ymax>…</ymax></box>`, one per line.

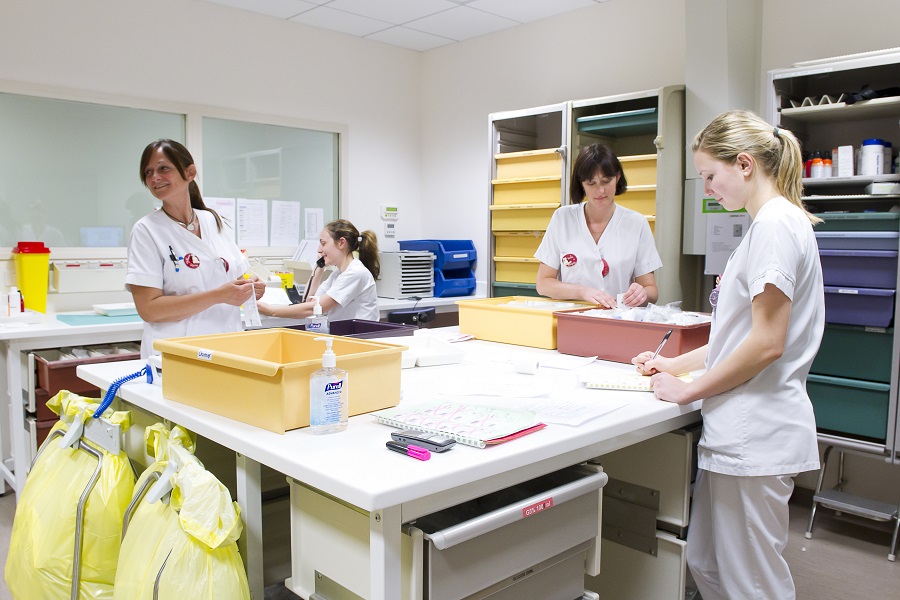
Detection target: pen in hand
<box><xmin>651</xmin><ymin>329</ymin><xmax>674</xmax><ymax>361</ymax></box>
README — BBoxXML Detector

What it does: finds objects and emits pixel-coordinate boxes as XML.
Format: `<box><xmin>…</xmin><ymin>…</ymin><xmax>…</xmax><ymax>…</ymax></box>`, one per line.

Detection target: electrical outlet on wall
<box><xmin>384</xmin><ymin>222</ymin><xmax>397</xmax><ymax>238</ymax></box>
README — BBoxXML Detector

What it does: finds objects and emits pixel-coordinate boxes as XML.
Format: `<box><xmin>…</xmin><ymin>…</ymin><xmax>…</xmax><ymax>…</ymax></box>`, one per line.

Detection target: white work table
<box><xmin>77</xmin><ymin>331</ymin><xmax>701</xmax><ymax>600</ymax></box>
<box><xmin>0</xmin><ymin>314</ymin><xmax>144</xmax><ymax>494</ymax></box>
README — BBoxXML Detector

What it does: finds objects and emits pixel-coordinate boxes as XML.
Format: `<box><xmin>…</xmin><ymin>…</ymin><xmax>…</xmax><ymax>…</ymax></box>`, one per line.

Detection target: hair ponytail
<box><xmin>325</xmin><ymin>219</ymin><xmax>381</xmax><ymax>280</ymax></box>
<box><xmin>691</xmin><ymin>110</ymin><xmax>821</xmax><ymax>224</ymax></box>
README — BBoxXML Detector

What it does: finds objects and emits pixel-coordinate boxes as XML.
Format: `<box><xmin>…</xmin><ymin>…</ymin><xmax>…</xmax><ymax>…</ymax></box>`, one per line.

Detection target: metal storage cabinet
<box><xmin>766</xmin><ymin>48</ymin><xmax>900</xmax><ymax>560</ymax></box>
<box><xmin>487</xmin><ymin>87</ymin><xmax>690</xmax><ymax>304</ymax></box>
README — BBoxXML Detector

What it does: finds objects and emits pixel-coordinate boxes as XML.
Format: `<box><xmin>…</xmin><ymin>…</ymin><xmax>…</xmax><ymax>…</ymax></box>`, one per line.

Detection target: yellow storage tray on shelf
<box><xmin>619</xmin><ymin>154</ymin><xmax>657</xmax><ymax>186</ymax></box>
<box><xmin>495</xmin><ymin>148</ymin><xmax>563</xmax><ymax>179</ymax></box>
<box><xmin>490</xmin><ymin>204</ymin><xmax>558</xmax><ymax>231</ymax></box>
<box><xmin>456</xmin><ymin>296</ymin><xmax>594</xmax><ymax>349</ymax></box>
<box><xmin>617</xmin><ymin>185</ymin><xmax>656</xmax><ymax>217</ymax></box>
<box><xmin>492</xmin><ymin>176</ymin><xmax>562</xmax><ymax>205</ymax></box>
<box><xmin>154</xmin><ymin>329</ymin><xmax>404</xmax><ymax>434</ymax></box>
<box><xmin>494</xmin><ymin>231</ymin><xmax>544</xmax><ymax>257</ymax></box>
<box><xmin>493</xmin><ymin>257</ymin><xmax>540</xmax><ymax>284</ymax></box>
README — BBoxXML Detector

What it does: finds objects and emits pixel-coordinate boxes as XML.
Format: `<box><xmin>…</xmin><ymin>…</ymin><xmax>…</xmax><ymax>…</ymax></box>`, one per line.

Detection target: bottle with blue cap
<box><xmin>309</xmin><ymin>336</ymin><xmax>348</xmax><ymax>434</ymax></box>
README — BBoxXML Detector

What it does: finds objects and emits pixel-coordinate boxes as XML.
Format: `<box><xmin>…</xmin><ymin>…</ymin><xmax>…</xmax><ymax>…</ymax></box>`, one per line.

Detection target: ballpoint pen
<box><xmin>386</xmin><ymin>441</ymin><xmax>431</xmax><ymax>461</ymax></box>
<box><xmin>651</xmin><ymin>329</ymin><xmax>674</xmax><ymax>361</ymax></box>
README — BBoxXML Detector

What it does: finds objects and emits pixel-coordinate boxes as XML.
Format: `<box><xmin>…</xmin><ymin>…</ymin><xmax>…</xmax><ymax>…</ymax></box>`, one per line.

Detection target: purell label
<box><xmin>197</xmin><ymin>349</ymin><xmax>213</xmax><ymax>361</ymax></box>
<box><xmin>307</xmin><ymin>322</ymin><xmax>322</xmax><ymax>330</ymax></box>
<box><xmin>324</xmin><ymin>381</ymin><xmax>343</xmax><ymax>392</ymax></box>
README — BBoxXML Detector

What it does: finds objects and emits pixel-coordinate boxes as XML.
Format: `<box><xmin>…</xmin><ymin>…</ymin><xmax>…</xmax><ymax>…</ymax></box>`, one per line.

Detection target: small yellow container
<box><xmin>619</xmin><ymin>154</ymin><xmax>658</xmax><ymax>186</ymax></box>
<box><xmin>12</xmin><ymin>242</ymin><xmax>51</xmax><ymax>313</ymax></box>
<box><xmin>494</xmin><ymin>232</ymin><xmax>544</xmax><ymax>257</ymax></box>
<box><xmin>617</xmin><ymin>186</ymin><xmax>656</xmax><ymax>217</ymax></box>
<box><xmin>495</xmin><ymin>149</ymin><xmax>563</xmax><ymax>179</ymax></box>
<box><xmin>492</xmin><ymin>177</ymin><xmax>561</xmax><ymax>205</ymax></box>
<box><xmin>493</xmin><ymin>257</ymin><xmax>540</xmax><ymax>284</ymax></box>
<box><xmin>456</xmin><ymin>296</ymin><xmax>593</xmax><ymax>349</ymax></box>
<box><xmin>154</xmin><ymin>329</ymin><xmax>404</xmax><ymax>433</ymax></box>
<box><xmin>490</xmin><ymin>205</ymin><xmax>557</xmax><ymax>232</ymax></box>
<box><xmin>275</xmin><ymin>271</ymin><xmax>295</xmax><ymax>289</ymax></box>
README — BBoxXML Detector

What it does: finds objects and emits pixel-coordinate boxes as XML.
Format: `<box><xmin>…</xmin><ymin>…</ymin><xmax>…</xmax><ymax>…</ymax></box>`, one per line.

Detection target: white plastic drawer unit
<box><xmin>287</xmin><ymin>464</ymin><xmax>607</xmax><ymax>600</ymax></box>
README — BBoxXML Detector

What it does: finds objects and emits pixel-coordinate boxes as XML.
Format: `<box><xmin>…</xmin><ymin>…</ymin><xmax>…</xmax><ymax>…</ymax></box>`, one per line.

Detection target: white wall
<box><xmin>0</xmin><ymin>0</ymin><xmax>423</xmax><ymax>249</ymax></box>
<box><xmin>420</xmin><ymin>0</ymin><xmax>687</xmax><ymax>282</ymax></box>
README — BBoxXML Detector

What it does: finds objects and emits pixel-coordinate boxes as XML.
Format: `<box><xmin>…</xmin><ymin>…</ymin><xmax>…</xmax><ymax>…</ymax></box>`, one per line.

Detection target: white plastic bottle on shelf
<box><xmin>309</xmin><ymin>337</ymin><xmax>348</xmax><ymax>434</ymax></box>
<box><xmin>860</xmin><ymin>138</ymin><xmax>885</xmax><ymax>176</ymax></box>
<box><xmin>7</xmin><ymin>286</ymin><xmax>23</xmax><ymax>316</ymax></box>
<box><xmin>305</xmin><ymin>296</ymin><xmax>329</xmax><ymax>334</ymax></box>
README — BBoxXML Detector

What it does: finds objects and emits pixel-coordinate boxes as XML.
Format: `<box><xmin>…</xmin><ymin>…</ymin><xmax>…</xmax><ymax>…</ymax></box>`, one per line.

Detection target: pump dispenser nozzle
<box><xmin>314</xmin><ymin>336</ymin><xmax>336</xmax><ymax>368</ymax></box>
<box><xmin>312</xmin><ymin>296</ymin><xmax>323</xmax><ymax>316</ymax></box>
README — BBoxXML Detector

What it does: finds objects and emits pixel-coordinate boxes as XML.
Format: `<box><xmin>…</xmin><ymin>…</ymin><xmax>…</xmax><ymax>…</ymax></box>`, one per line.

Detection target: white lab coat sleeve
<box><xmin>633</xmin><ymin>218</ymin><xmax>663</xmax><ymax>277</ymax></box>
<box><xmin>534</xmin><ymin>209</ymin><xmax>562</xmax><ymax>269</ymax></box>
<box><xmin>125</xmin><ymin>220</ymin><xmax>164</xmax><ymax>291</ymax></box>
<box><xmin>746</xmin><ymin>214</ymin><xmax>800</xmax><ymax>301</ymax></box>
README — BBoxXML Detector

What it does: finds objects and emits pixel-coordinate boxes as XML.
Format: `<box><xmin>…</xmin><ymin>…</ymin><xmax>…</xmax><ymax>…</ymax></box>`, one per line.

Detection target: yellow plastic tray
<box><xmin>456</xmin><ymin>296</ymin><xmax>594</xmax><ymax>349</ymax></box>
<box><xmin>155</xmin><ymin>328</ymin><xmax>403</xmax><ymax>433</ymax></box>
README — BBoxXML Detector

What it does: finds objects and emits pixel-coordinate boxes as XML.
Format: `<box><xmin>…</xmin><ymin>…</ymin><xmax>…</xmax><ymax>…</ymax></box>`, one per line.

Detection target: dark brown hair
<box><xmin>139</xmin><ymin>139</ymin><xmax>224</xmax><ymax>232</ymax></box>
<box><xmin>570</xmin><ymin>143</ymin><xmax>627</xmax><ymax>203</ymax></box>
<box><xmin>325</xmin><ymin>219</ymin><xmax>380</xmax><ymax>280</ymax></box>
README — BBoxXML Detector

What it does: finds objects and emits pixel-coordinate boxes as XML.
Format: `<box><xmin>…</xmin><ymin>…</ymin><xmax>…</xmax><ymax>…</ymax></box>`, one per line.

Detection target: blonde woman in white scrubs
<box><xmin>634</xmin><ymin>110</ymin><xmax>824</xmax><ymax>600</ymax></box>
<box><xmin>258</xmin><ymin>219</ymin><xmax>380</xmax><ymax>322</ymax></box>
<box><xmin>127</xmin><ymin>140</ymin><xmax>265</xmax><ymax>359</ymax></box>
<box><xmin>534</xmin><ymin>143</ymin><xmax>661</xmax><ymax>308</ymax></box>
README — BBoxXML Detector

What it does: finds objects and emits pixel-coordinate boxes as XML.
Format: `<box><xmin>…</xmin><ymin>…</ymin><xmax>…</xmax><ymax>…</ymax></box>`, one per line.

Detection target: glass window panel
<box><xmin>0</xmin><ymin>92</ymin><xmax>184</xmax><ymax>248</ymax></box>
<box><xmin>201</xmin><ymin>117</ymin><xmax>339</xmax><ymax>247</ymax></box>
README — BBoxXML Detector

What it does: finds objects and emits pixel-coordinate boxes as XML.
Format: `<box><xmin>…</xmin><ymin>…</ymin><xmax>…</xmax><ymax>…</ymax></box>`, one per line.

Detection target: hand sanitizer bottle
<box><xmin>305</xmin><ymin>296</ymin><xmax>329</xmax><ymax>334</ymax></box>
<box><xmin>309</xmin><ymin>337</ymin><xmax>348</xmax><ymax>434</ymax></box>
<box><xmin>7</xmin><ymin>286</ymin><xmax>23</xmax><ymax>316</ymax></box>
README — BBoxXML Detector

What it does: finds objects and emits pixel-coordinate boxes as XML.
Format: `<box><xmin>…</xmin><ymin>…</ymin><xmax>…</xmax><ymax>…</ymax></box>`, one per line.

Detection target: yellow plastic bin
<box><xmin>456</xmin><ymin>296</ymin><xmax>593</xmax><ymax>349</ymax></box>
<box><xmin>12</xmin><ymin>241</ymin><xmax>51</xmax><ymax>313</ymax></box>
<box><xmin>154</xmin><ymin>328</ymin><xmax>404</xmax><ymax>433</ymax></box>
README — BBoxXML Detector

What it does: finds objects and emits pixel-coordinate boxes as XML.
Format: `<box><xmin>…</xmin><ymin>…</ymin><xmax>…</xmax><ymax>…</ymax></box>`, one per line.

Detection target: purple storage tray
<box><xmin>824</xmin><ymin>286</ymin><xmax>895</xmax><ymax>328</ymax></box>
<box><xmin>286</xmin><ymin>319</ymin><xmax>417</xmax><ymax>339</ymax></box>
<box><xmin>819</xmin><ymin>249</ymin><xmax>898</xmax><ymax>288</ymax></box>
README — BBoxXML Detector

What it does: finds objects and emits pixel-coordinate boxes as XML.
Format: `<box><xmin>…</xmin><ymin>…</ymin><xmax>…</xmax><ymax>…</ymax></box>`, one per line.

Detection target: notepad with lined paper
<box><xmin>579</xmin><ymin>372</ymin><xmax>692</xmax><ymax>392</ymax></box>
<box><xmin>373</xmin><ymin>401</ymin><xmax>545</xmax><ymax>448</ymax></box>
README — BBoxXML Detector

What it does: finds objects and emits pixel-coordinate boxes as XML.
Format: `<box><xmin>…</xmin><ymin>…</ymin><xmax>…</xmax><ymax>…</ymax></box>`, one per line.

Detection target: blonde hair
<box><xmin>691</xmin><ymin>110</ymin><xmax>821</xmax><ymax>224</ymax></box>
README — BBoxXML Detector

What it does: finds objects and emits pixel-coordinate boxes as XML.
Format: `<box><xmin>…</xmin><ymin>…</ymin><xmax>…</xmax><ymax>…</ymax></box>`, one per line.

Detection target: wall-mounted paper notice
<box><xmin>270</xmin><ymin>200</ymin><xmax>301</xmax><ymax>247</ymax></box>
<box><xmin>237</xmin><ymin>198</ymin><xmax>269</xmax><ymax>247</ymax></box>
<box><xmin>705</xmin><ymin>212</ymin><xmax>750</xmax><ymax>275</ymax></box>
<box><xmin>205</xmin><ymin>197</ymin><xmax>237</xmax><ymax>243</ymax></box>
<box><xmin>305</xmin><ymin>208</ymin><xmax>324</xmax><ymax>240</ymax></box>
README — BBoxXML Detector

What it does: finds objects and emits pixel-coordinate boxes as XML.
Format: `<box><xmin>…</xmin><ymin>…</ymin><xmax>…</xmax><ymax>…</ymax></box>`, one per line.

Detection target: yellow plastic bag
<box><xmin>5</xmin><ymin>391</ymin><xmax>135</xmax><ymax>600</ymax></box>
<box><xmin>113</xmin><ymin>424</ymin><xmax>250</xmax><ymax>600</ymax></box>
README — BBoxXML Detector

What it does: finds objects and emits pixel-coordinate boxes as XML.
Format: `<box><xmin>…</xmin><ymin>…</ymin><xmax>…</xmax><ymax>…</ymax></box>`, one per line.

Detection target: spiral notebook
<box><xmin>580</xmin><ymin>372</ymin><xmax>692</xmax><ymax>391</ymax></box>
<box><xmin>373</xmin><ymin>401</ymin><xmax>546</xmax><ymax>448</ymax></box>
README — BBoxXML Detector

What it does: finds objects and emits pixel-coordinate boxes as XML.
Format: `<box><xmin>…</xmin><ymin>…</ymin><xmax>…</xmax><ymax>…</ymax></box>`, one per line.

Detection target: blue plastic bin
<box><xmin>819</xmin><ymin>249</ymin><xmax>898</xmax><ymax>288</ymax></box>
<box><xmin>815</xmin><ymin>231</ymin><xmax>899</xmax><ymax>251</ymax></box>
<box><xmin>399</xmin><ymin>240</ymin><xmax>477</xmax><ymax>271</ymax></box>
<box><xmin>823</xmin><ymin>286</ymin><xmax>895</xmax><ymax>327</ymax></box>
<box><xmin>434</xmin><ymin>268</ymin><xmax>476</xmax><ymax>297</ymax></box>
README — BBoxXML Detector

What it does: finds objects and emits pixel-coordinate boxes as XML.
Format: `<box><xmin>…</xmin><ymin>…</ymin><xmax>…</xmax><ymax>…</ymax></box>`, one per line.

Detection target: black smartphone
<box><xmin>391</xmin><ymin>430</ymin><xmax>456</xmax><ymax>452</ymax></box>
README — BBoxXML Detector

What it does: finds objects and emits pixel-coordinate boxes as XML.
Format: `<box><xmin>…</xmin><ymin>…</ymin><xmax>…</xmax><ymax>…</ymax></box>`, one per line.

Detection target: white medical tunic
<box><xmin>316</xmin><ymin>258</ymin><xmax>379</xmax><ymax>322</ymax></box>
<box><xmin>534</xmin><ymin>203</ymin><xmax>661</xmax><ymax>296</ymax></box>
<box><xmin>701</xmin><ymin>197</ymin><xmax>823</xmax><ymax>476</ymax></box>
<box><xmin>126</xmin><ymin>210</ymin><xmax>248</xmax><ymax>358</ymax></box>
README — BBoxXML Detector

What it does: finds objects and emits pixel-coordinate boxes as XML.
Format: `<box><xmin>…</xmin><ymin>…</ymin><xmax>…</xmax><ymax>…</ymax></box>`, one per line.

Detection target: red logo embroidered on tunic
<box><xmin>601</xmin><ymin>257</ymin><xmax>609</xmax><ymax>277</ymax></box>
<box><xmin>562</xmin><ymin>253</ymin><xmax>577</xmax><ymax>267</ymax></box>
<box><xmin>183</xmin><ymin>253</ymin><xmax>200</xmax><ymax>269</ymax></box>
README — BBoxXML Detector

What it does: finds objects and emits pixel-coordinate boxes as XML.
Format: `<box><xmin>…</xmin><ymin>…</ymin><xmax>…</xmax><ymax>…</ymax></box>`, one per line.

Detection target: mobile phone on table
<box><xmin>391</xmin><ymin>430</ymin><xmax>456</xmax><ymax>452</ymax></box>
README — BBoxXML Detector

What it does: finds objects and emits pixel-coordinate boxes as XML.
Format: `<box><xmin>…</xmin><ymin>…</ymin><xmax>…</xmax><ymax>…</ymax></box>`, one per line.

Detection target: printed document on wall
<box><xmin>705</xmin><ymin>212</ymin><xmax>749</xmax><ymax>275</ymax></box>
<box><xmin>305</xmin><ymin>208</ymin><xmax>324</xmax><ymax>241</ymax></box>
<box><xmin>205</xmin><ymin>197</ymin><xmax>237</xmax><ymax>243</ymax></box>
<box><xmin>237</xmin><ymin>198</ymin><xmax>268</xmax><ymax>247</ymax></box>
<box><xmin>270</xmin><ymin>200</ymin><xmax>301</xmax><ymax>247</ymax></box>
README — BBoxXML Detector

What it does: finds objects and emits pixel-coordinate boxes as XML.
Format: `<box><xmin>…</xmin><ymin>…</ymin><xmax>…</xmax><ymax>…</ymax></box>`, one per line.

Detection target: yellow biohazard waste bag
<box><xmin>113</xmin><ymin>424</ymin><xmax>250</xmax><ymax>600</ymax></box>
<box><xmin>5</xmin><ymin>391</ymin><xmax>135</xmax><ymax>600</ymax></box>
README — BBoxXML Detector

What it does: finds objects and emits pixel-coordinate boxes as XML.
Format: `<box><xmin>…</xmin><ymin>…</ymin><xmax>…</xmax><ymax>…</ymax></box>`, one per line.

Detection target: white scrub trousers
<box><xmin>687</xmin><ymin>469</ymin><xmax>797</xmax><ymax>600</ymax></box>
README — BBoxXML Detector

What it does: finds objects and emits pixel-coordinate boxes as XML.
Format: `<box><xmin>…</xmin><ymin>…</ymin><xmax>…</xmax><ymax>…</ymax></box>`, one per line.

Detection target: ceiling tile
<box><xmin>366</xmin><ymin>26</ymin><xmax>456</xmax><ymax>52</ymax></box>
<box><xmin>405</xmin><ymin>5</ymin><xmax>518</xmax><ymax>41</ymax></box>
<box><xmin>289</xmin><ymin>6</ymin><xmax>393</xmax><ymax>36</ymax></box>
<box><xmin>206</xmin><ymin>0</ymin><xmax>317</xmax><ymax>20</ymax></box>
<box><xmin>468</xmin><ymin>0</ymin><xmax>597</xmax><ymax>23</ymax></box>
<box><xmin>328</xmin><ymin>0</ymin><xmax>458</xmax><ymax>25</ymax></box>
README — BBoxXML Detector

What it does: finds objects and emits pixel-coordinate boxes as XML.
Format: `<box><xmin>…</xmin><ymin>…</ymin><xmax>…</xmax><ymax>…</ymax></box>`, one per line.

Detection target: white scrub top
<box><xmin>534</xmin><ymin>203</ymin><xmax>662</xmax><ymax>296</ymax></box>
<box><xmin>316</xmin><ymin>258</ymin><xmax>380</xmax><ymax>322</ymax></box>
<box><xmin>126</xmin><ymin>209</ymin><xmax>249</xmax><ymax>358</ymax></box>
<box><xmin>701</xmin><ymin>197</ymin><xmax>823</xmax><ymax>477</ymax></box>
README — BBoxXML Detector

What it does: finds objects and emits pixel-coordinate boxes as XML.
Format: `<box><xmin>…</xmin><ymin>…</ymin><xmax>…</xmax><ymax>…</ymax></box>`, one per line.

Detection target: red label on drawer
<box><xmin>522</xmin><ymin>497</ymin><xmax>553</xmax><ymax>517</ymax></box>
